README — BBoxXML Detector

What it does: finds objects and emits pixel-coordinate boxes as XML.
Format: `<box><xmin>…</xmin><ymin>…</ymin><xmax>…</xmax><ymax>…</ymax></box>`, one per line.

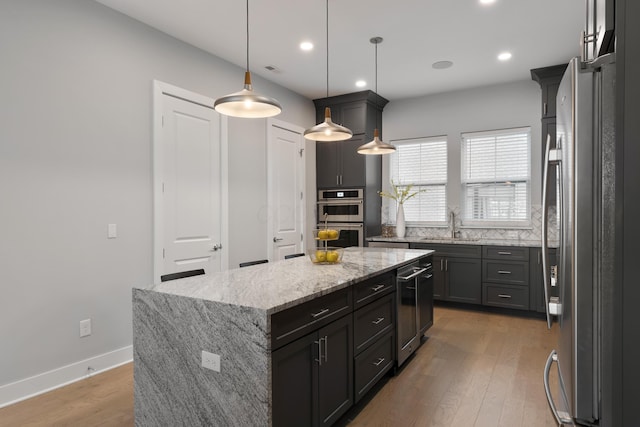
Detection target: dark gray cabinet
<box><xmin>481</xmin><ymin>246</ymin><xmax>530</xmax><ymax>310</ymax></box>
<box><xmin>410</xmin><ymin>244</ymin><xmax>482</xmax><ymax>304</ymax></box>
<box><xmin>417</xmin><ymin>257</ymin><xmax>434</xmax><ymax>334</ymax></box>
<box><xmin>272</xmin><ymin>313</ymin><xmax>353</xmax><ymax>427</ymax></box>
<box><xmin>313</xmin><ymin>91</ymin><xmax>387</xmax><ymax>190</ymax></box>
<box><xmin>531</xmin><ymin>64</ymin><xmax>568</xmax><ymax>206</ymax></box>
<box><xmin>529</xmin><ymin>247</ymin><xmax>558</xmax><ymax>313</ymax></box>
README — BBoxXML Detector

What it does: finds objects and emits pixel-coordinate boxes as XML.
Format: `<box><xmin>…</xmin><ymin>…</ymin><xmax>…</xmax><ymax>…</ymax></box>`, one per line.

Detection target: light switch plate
<box><xmin>108</xmin><ymin>224</ymin><xmax>117</xmax><ymax>239</ymax></box>
<box><xmin>80</xmin><ymin>319</ymin><xmax>92</xmax><ymax>337</ymax></box>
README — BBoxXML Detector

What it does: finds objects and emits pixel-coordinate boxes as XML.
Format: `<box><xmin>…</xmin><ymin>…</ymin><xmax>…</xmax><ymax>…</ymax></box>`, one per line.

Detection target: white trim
<box><xmin>152</xmin><ymin>80</ymin><xmax>230</xmax><ymax>280</ymax></box>
<box><xmin>0</xmin><ymin>346</ymin><xmax>132</xmax><ymax>408</ymax></box>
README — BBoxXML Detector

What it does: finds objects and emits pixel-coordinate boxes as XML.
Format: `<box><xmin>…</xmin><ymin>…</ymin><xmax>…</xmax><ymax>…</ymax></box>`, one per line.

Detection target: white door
<box><xmin>267</xmin><ymin>120</ymin><xmax>305</xmax><ymax>260</ymax></box>
<box><xmin>153</xmin><ymin>82</ymin><xmax>228</xmax><ymax>282</ymax></box>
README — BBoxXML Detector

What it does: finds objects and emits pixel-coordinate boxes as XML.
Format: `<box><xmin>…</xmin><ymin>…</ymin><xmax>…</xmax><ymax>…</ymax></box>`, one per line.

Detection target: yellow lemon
<box><xmin>327</xmin><ymin>229</ymin><xmax>339</xmax><ymax>239</ymax></box>
<box><xmin>315</xmin><ymin>250</ymin><xmax>327</xmax><ymax>262</ymax></box>
<box><xmin>317</xmin><ymin>230</ymin><xmax>329</xmax><ymax>239</ymax></box>
<box><xmin>326</xmin><ymin>251</ymin><xmax>339</xmax><ymax>263</ymax></box>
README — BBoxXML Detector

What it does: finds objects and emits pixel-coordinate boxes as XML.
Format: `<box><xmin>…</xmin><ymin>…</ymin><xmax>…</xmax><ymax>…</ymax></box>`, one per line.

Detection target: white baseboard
<box><xmin>0</xmin><ymin>345</ymin><xmax>133</xmax><ymax>408</ymax></box>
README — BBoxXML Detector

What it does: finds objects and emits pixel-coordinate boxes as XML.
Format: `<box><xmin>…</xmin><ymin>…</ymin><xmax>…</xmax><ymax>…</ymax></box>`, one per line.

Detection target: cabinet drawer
<box><xmin>353</xmin><ymin>272</ymin><xmax>394</xmax><ymax>309</ymax></box>
<box><xmin>483</xmin><ymin>283</ymin><xmax>529</xmax><ymax>310</ymax></box>
<box><xmin>483</xmin><ymin>260</ymin><xmax>529</xmax><ymax>285</ymax></box>
<box><xmin>354</xmin><ymin>332</ymin><xmax>394</xmax><ymax>403</ymax></box>
<box><xmin>483</xmin><ymin>246</ymin><xmax>530</xmax><ymax>261</ymax></box>
<box><xmin>410</xmin><ymin>243</ymin><xmax>482</xmax><ymax>258</ymax></box>
<box><xmin>271</xmin><ymin>288</ymin><xmax>352</xmax><ymax>350</ymax></box>
<box><xmin>354</xmin><ymin>293</ymin><xmax>394</xmax><ymax>354</ymax></box>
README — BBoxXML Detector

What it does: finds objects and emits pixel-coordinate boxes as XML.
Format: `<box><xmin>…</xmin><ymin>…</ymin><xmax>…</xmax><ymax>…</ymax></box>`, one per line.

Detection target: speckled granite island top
<box><xmin>141</xmin><ymin>246</ymin><xmax>432</xmax><ymax>315</ymax></box>
<box><xmin>133</xmin><ymin>247</ymin><xmax>432</xmax><ymax>427</ymax></box>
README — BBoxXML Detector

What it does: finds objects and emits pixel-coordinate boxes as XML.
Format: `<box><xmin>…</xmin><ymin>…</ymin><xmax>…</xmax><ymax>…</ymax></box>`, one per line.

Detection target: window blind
<box><xmin>389</xmin><ymin>137</ymin><xmax>447</xmax><ymax>223</ymax></box>
<box><xmin>461</xmin><ymin>128</ymin><xmax>530</xmax><ymax>223</ymax></box>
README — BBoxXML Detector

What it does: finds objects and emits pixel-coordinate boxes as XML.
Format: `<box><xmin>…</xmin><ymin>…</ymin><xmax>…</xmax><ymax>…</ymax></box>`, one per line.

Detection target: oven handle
<box><xmin>317</xmin><ymin>200</ymin><xmax>363</xmax><ymax>206</ymax></box>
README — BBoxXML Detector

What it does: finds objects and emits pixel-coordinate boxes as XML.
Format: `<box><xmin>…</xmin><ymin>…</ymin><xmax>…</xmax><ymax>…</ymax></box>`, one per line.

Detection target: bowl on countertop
<box><xmin>309</xmin><ymin>247</ymin><xmax>344</xmax><ymax>264</ymax></box>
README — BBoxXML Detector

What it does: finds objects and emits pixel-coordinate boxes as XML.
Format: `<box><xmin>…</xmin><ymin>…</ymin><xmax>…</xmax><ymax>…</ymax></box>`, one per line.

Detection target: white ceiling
<box><xmin>95</xmin><ymin>0</ymin><xmax>585</xmax><ymax>101</ymax></box>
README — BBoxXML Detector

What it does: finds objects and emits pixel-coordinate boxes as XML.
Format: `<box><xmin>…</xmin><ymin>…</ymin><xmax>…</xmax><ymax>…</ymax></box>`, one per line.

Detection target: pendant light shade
<box><xmin>214</xmin><ymin>0</ymin><xmax>281</xmax><ymax>118</ymax></box>
<box><xmin>358</xmin><ymin>37</ymin><xmax>395</xmax><ymax>155</ymax></box>
<box><xmin>357</xmin><ymin>128</ymin><xmax>396</xmax><ymax>154</ymax></box>
<box><xmin>304</xmin><ymin>0</ymin><xmax>353</xmax><ymax>141</ymax></box>
<box><xmin>304</xmin><ymin>107</ymin><xmax>353</xmax><ymax>141</ymax></box>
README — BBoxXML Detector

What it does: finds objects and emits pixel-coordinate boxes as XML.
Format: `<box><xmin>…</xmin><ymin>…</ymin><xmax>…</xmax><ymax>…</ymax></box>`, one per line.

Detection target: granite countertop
<box><xmin>140</xmin><ymin>247</ymin><xmax>433</xmax><ymax>315</ymax></box>
<box><xmin>367</xmin><ymin>235</ymin><xmax>557</xmax><ymax>248</ymax></box>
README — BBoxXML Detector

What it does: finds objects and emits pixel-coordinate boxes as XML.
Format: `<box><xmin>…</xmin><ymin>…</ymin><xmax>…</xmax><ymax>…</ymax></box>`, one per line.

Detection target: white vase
<box><xmin>396</xmin><ymin>202</ymin><xmax>406</xmax><ymax>238</ymax></box>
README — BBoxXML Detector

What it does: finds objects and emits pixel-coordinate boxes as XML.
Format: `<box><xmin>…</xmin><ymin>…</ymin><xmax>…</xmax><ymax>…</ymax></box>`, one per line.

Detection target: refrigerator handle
<box><xmin>544</xmin><ymin>350</ymin><xmax>575</xmax><ymax>426</ymax></box>
<box><xmin>541</xmin><ymin>134</ymin><xmax>558</xmax><ymax>329</ymax></box>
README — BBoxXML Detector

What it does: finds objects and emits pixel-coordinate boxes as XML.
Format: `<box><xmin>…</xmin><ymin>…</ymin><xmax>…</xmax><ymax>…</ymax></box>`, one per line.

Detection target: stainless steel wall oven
<box><xmin>317</xmin><ymin>189</ymin><xmax>364</xmax><ymax>223</ymax></box>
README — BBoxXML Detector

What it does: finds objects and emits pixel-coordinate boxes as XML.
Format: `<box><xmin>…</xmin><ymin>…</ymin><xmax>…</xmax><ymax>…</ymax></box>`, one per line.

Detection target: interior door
<box><xmin>155</xmin><ymin>83</ymin><xmax>226</xmax><ymax>281</ymax></box>
<box><xmin>268</xmin><ymin>120</ymin><xmax>305</xmax><ymax>260</ymax></box>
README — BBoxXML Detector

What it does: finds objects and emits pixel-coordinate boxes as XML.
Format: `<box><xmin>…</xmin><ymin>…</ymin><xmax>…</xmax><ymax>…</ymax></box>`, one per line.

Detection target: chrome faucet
<box><xmin>450</xmin><ymin>210</ymin><xmax>458</xmax><ymax>239</ymax></box>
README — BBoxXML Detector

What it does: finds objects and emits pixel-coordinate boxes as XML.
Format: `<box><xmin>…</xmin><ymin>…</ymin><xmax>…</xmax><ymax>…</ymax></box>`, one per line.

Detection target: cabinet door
<box><xmin>432</xmin><ymin>255</ymin><xmax>446</xmax><ymax>300</ymax></box>
<box><xmin>340</xmin><ymin>135</ymin><xmax>367</xmax><ymax>188</ymax></box>
<box><xmin>272</xmin><ymin>332</ymin><xmax>318</xmax><ymax>427</ymax></box>
<box><xmin>339</xmin><ymin>102</ymin><xmax>367</xmax><ymax>134</ymax></box>
<box><xmin>447</xmin><ymin>258</ymin><xmax>482</xmax><ymax>304</ymax></box>
<box><xmin>316</xmin><ymin>141</ymin><xmax>339</xmax><ymax>189</ymax></box>
<box><xmin>418</xmin><ymin>269</ymin><xmax>434</xmax><ymax>334</ymax></box>
<box><xmin>317</xmin><ymin>315</ymin><xmax>353</xmax><ymax>427</ymax></box>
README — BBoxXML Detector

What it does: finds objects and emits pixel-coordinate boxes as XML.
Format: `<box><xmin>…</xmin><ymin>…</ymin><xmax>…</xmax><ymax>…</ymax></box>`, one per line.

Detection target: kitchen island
<box><xmin>133</xmin><ymin>246</ymin><xmax>433</xmax><ymax>426</ymax></box>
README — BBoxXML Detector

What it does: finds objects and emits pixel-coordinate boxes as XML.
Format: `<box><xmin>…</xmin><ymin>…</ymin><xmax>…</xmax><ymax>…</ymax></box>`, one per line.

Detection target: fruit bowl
<box><xmin>313</xmin><ymin>228</ymin><xmax>340</xmax><ymax>241</ymax></box>
<box><xmin>309</xmin><ymin>247</ymin><xmax>344</xmax><ymax>264</ymax></box>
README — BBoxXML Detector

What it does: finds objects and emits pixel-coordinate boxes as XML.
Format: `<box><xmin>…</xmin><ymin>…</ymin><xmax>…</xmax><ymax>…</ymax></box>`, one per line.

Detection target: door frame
<box><xmin>152</xmin><ymin>80</ymin><xmax>229</xmax><ymax>282</ymax></box>
<box><xmin>266</xmin><ymin>118</ymin><xmax>306</xmax><ymax>260</ymax></box>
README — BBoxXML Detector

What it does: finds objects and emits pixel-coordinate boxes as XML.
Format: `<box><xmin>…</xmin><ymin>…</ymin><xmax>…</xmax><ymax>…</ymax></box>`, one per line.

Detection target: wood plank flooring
<box><xmin>0</xmin><ymin>305</ymin><xmax>558</xmax><ymax>427</ymax></box>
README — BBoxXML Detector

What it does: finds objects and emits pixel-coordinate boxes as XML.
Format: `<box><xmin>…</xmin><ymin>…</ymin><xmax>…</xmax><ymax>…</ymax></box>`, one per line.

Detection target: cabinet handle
<box><xmin>498</xmin><ymin>251</ymin><xmax>512</xmax><ymax>255</ymax></box>
<box><xmin>498</xmin><ymin>294</ymin><xmax>512</xmax><ymax>299</ymax></box>
<box><xmin>406</xmin><ymin>286</ymin><xmax>416</xmax><ymax>290</ymax></box>
<box><xmin>314</xmin><ymin>338</ymin><xmax>323</xmax><ymax>365</ymax></box>
<box><xmin>371</xmin><ymin>284</ymin><xmax>385</xmax><ymax>292</ymax></box>
<box><xmin>373</xmin><ymin>357</ymin><xmax>386</xmax><ymax>367</ymax></box>
<box><xmin>440</xmin><ymin>259</ymin><xmax>444</xmax><ymax>271</ymax></box>
<box><xmin>324</xmin><ymin>335</ymin><xmax>328</xmax><ymax>362</ymax></box>
<box><xmin>336</xmin><ymin>175</ymin><xmax>339</xmax><ymax>186</ymax></box>
<box><xmin>497</xmin><ymin>270</ymin><xmax>512</xmax><ymax>275</ymax></box>
<box><xmin>543</xmin><ymin>102</ymin><xmax>548</xmax><ymax>116</ymax></box>
<box><xmin>445</xmin><ymin>259</ymin><xmax>448</xmax><ymax>271</ymax></box>
<box><xmin>310</xmin><ymin>308</ymin><xmax>329</xmax><ymax>318</ymax></box>
<box><xmin>423</xmin><ymin>273</ymin><xmax>433</xmax><ymax>280</ymax></box>
<box><xmin>372</xmin><ymin>317</ymin><xmax>385</xmax><ymax>325</ymax></box>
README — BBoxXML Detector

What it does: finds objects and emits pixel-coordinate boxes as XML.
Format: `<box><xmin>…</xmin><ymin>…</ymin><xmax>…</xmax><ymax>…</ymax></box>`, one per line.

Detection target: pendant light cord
<box><xmin>325</xmin><ymin>0</ymin><xmax>329</xmax><ymax>98</ymax></box>
<box><xmin>246</xmin><ymin>0</ymin><xmax>250</xmax><ymax>72</ymax></box>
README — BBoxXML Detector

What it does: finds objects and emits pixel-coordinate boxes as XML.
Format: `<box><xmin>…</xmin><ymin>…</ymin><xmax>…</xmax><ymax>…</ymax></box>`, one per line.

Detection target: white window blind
<box><xmin>389</xmin><ymin>136</ymin><xmax>447</xmax><ymax>223</ymax></box>
<box><xmin>461</xmin><ymin>127</ymin><xmax>531</xmax><ymax>224</ymax></box>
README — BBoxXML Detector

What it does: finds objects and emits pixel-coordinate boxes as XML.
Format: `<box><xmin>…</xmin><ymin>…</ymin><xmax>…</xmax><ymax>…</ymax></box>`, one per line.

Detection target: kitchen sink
<box><xmin>420</xmin><ymin>237</ymin><xmax>480</xmax><ymax>242</ymax></box>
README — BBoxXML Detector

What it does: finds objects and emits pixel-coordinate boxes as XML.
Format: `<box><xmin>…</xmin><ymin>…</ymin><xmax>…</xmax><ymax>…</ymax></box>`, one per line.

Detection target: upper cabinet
<box><xmin>531</xmin><ymin>64</ymin><xmax>568</xmax><ymax>206</ymax></box>
<box><xmin>312</xmin><ymin>91</ymin><xmax>388</xmax><ymax>190</ymax></box>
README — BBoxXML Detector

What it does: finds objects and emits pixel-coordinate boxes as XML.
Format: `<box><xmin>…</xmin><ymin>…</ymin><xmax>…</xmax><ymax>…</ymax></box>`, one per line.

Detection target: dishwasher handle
<box><xmin>397</xmin><ymin>267</ymin><xmax>427</xmax><ymax>281</ymax></box>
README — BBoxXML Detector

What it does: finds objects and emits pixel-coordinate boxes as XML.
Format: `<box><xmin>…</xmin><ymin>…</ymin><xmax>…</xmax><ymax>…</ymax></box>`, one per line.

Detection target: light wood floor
<box><xmin>0</xmin><ymin>305</ymin><xmax>557</xmax><ymax>427</ymax></box>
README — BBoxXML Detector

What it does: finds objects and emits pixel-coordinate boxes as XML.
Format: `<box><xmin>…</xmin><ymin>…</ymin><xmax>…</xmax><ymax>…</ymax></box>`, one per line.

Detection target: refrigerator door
<box><xmin>555</xmin><ymin>57</ymin><xmax>597</xmax><ymax>424</ymax></box>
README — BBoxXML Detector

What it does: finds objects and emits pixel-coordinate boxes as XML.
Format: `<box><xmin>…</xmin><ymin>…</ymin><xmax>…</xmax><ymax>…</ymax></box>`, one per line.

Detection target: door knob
<box><xmin>273</xmin><ymin>237</ymin><xmax>283</xmax><ymax>242</ymax></box>
<box><xmin>211</xmin><ymin>244</ymin><xmax>222</xmax><ymax>252</ymax></box>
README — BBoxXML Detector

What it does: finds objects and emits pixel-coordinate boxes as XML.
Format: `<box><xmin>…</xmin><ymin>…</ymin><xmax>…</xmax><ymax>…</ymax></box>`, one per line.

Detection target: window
<box><xmin>389</xmin><ymin>136</ymin><xmax>447</xmax><ymax>223</ymax></box>
<box><xmin>461</xmin><ymin>127</ymin><xmax>531</xmax><ymax>225</ymax></box>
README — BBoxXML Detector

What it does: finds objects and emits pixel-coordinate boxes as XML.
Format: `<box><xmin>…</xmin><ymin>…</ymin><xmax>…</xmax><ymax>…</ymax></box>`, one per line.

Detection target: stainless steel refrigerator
<box><xmin>541</xmin><ymin>54</ymin><xmax>616</xmax><ymax>426</ymax></box>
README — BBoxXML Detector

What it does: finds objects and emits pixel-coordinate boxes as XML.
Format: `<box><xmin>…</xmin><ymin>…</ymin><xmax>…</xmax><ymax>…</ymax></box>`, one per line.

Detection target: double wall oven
<box><xmin>317</xmin><ymin>189</ymin><xmax>364</xmax><ymax>247</ymax></box>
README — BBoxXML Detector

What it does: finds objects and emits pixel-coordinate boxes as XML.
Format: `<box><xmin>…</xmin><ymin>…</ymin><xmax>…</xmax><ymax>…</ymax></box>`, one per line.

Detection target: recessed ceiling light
<box><xmin>355</xmin><ymin>80</ymin><xmax>367</xmax><ymax>88</ymax></box>
<box><xmin>300</xmin><ymin>41</ymin><xmax>313</xmax><ymax>51</ymax></box>
<box><xmin>498</xmin><ymin>52</ymin><xmax>512</xmax><ymax>61</ymax></box>
<box><xmin>479</xmin><ymin>0</ymin><xmax>496</xmax><ymax>4</ymax></box>
<box><xmin>432</xmin><ymin>60</ymin><xmax>453</xmax><ymax>70</ymax></box>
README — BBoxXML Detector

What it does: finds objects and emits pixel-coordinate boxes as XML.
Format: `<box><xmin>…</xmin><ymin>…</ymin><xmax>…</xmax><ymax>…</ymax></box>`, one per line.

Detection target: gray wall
<box><xmin>382</xmin><ymin>80</ymin><xmax>542</xmax><ymax>216</ymax></box>
<box><xmin>0</xmin><ymin>0</ymin><xmax>314</xmax><ymax>388</ymax></box>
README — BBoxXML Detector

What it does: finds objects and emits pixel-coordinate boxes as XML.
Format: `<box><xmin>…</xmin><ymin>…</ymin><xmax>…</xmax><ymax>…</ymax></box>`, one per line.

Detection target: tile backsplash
<box><xmin>382</xmin><ymin>205</ymin><xmax>558</xmax><ymax>243</ymax></box>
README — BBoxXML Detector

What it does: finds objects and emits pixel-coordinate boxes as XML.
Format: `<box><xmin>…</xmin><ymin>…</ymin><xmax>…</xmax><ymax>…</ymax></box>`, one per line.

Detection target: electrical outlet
<box><xmin>79</xmin><ymin>319</ymin><xmax>92</xmax><ymax>337</ymax></box>
<box><xmin>201</xmin><ymin>350</ymin><xmax>220</xmax><ymax>372</ymax></box>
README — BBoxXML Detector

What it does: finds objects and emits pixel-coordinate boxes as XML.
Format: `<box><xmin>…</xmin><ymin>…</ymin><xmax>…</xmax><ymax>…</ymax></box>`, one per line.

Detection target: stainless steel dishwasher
<box><xmin>396</xmin><ymin>262</ymin><xmax>427</xmax><ymax>366</ymax></box>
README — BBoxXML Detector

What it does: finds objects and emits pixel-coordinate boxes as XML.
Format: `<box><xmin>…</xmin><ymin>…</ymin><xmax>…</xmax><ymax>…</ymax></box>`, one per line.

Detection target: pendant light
<box><xmin>357</xmin><ymin>37</ymin><xmax>396</xmax><ymax>155</ymax></box>
<box><xmin>214</xmin><ymin>0</ymin><xmax>281</xmax><ymax>118</ymax></box>
<box><xmin>303</xmin><ymin>0</ymin><xmax>353</xmax><ymax>141</ymax></box>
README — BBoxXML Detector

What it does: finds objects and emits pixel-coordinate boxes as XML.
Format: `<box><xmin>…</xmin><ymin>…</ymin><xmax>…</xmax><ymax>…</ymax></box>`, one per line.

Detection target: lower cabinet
<box><xmin>354</xmin><ymin>331</ymin><xmax>394</xmax><ymax>403</ymax></box>
<box><xmin>272</xmin><ymin>314</ymin><xmax>353</xmax><ymax>427</ymax></box>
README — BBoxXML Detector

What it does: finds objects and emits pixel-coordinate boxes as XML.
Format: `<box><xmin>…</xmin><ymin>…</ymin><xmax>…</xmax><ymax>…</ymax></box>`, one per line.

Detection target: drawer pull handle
<box><xmin>310</xmin><ymin>308</ymin><xmax>330</xmax><ymax>318</ymax></box>
<box><xmin>373</xmin><ymin>357</ymin><xmax>386</xmax><ymax>367</ymax></box>
<box><xmin>498</xmin><ymin>251</ymin><xmax>512</xmax><ymax>255</ymax></box>
<box><xmin>498</xmin><ymin>294</ymin><xmax>512</xmax><ymax>299</ymax></box>
<box><xmin>372</xmin><ymin>317</ymin><xmax>385</xmax><ymax>325</ymax></box>
<box><xmin>423</xmin><ymin>273</ymin><xmax>433</xmax><ymax>280</ymax></box>
<box><xmin>371</xmin><ymin>284</ymin><xmax>385</xmax><ymax>292</ymax></box>
<box><xmin>498</xmin><ymin>270</ymin><xmax>512</xmax><ymax>275</ymax></box>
